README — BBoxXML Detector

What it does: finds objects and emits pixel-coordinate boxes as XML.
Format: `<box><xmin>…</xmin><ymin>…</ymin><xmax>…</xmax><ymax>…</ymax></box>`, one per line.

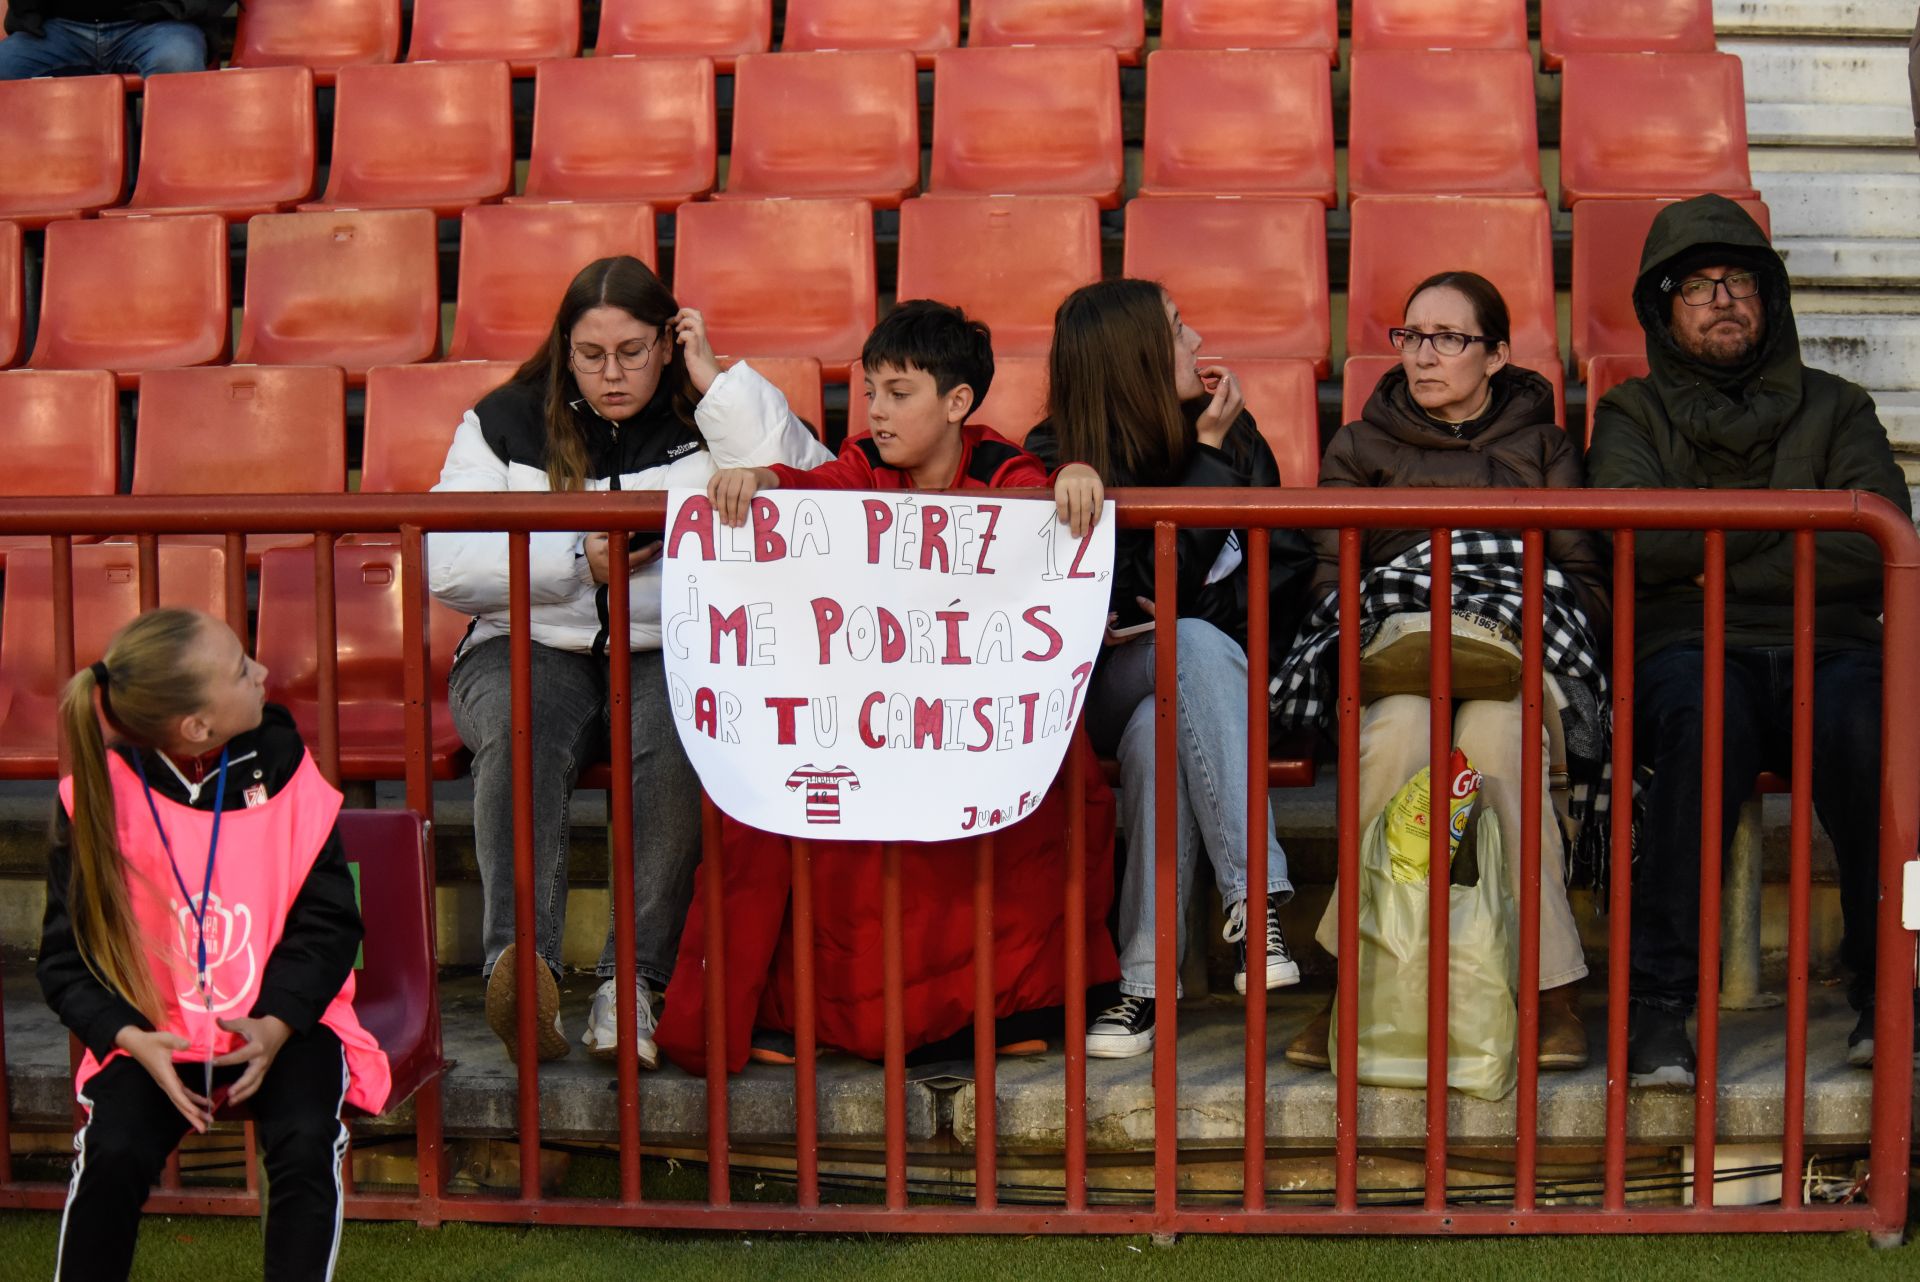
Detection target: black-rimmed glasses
<box><xmin>1677</xmin><ymin>270</ymin><xmax>1760</xmax><ymax>307</ymax></box>
<box><xmin>1388</xmin><ymin>328</ymin><xmax>1491</xmax><ymax>357</ymax></box>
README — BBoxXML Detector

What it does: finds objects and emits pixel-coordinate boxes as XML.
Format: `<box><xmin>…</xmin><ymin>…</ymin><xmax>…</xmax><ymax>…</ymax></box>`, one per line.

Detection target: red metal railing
<box><xmin>0</xmin><ymin>487</ymin><xmax>1912</xmax><ymax>1242</ymax></box>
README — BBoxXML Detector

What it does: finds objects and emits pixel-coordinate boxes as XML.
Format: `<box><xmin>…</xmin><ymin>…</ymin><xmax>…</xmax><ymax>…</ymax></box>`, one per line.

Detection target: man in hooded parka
<box><xmin>1586</xmin><ymin>194</ymin><xmax>1912</xmax><ymax>1087</ymax></box>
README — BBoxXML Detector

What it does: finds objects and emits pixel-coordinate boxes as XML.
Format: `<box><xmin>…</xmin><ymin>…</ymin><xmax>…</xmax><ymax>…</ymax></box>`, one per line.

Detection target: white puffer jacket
<box><xmin>427</xmin><ymin>361</ymin><xmax>832</xmax><ymax>654</ymax></box>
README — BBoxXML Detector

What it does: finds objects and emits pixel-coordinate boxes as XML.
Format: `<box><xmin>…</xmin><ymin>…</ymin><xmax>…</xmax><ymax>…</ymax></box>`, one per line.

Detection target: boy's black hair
<box><xmin>861</xmin><ymin>299</ymin><xmax>995</xmax><ymax>420</ymax></box>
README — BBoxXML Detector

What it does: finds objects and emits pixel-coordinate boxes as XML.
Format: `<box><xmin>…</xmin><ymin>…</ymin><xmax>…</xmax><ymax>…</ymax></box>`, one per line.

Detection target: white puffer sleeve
<box><xmin>692</xmin><ymin>362</ymin><xmax>835</xmax><ymax>470</ymax></box>
<box><xmin>425</xmin><ymin>411</ymin><xmax>590</xmax><ymax>615</ymax></box>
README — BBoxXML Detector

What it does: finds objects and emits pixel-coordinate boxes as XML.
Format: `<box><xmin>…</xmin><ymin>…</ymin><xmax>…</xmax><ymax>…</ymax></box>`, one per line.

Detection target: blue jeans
<box><xmin>448</xmin><ymin>637</ymin><xmax>704</xmax><ymax>988</ymax></box>
<box><xmin>0</xmin><ymin>18</ymin><xmax>206</xmax><ymax>79</ymax></box>
<box><xmin>1087</xmin><ymin>618</ymin><xmax>1293</xmax><ymax>998</ymax></box>
<box><xmin>1631</xmin><ymin>644</ymin><xmax>1884</xmax><ymax>1014</ymax></box>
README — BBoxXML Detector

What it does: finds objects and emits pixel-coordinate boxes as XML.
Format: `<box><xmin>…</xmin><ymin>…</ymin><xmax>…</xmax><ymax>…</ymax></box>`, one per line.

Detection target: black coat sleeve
<box><xmin>249</xmin><ymin>820</ymin><xmax>364</xmax><ymax>1034</ymax></box>
<box><xmin>37</xmin><ymin>804</ymin><xmax>152</xmax><ymax>1060</ymax></box>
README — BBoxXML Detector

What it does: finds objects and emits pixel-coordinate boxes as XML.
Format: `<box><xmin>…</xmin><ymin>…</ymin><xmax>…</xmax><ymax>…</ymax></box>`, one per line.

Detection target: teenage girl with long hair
<box><xmin>40</xmin><ymin>608</ymin><xmax>387</xmax><ymax>1281</ymax></box>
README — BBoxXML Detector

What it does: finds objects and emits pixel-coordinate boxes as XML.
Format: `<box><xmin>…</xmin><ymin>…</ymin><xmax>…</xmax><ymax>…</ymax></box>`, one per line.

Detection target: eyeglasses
<box><xmin>1388</xmin><ymin>328</ymin><xmax>1491</xmax><ymax>357</ymax></box>
<box><xmin>571</xmin><ymin>338</ymin><xmax>658</xmax><ymax>375</ymax></box>
<box><xmin>1677</xmin><ymin>271</ymin><xmax>1760</xmax><ymax>307</ymax></box>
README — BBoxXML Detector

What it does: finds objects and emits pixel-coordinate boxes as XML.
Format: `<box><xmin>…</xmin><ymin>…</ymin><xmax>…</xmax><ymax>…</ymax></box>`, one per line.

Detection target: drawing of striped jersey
<box><xmin>784</xmin><ymin>764</ymin><xmax>861</xmax><ymax>825</ymax></box>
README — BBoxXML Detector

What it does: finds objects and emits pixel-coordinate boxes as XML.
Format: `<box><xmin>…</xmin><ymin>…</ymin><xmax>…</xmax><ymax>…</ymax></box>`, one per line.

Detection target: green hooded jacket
<box><xmin>1585</xmin><ymin>193</ymin><xmax>1912</xmax><ymax>663</ymax></box>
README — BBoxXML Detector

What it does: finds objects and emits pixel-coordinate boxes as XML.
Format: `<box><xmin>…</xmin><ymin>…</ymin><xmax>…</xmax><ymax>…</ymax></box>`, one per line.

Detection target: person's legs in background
<box><xmin>102</xmin><ymin>19</ymin><xmax>207</xmax><ymax>77</ymax></box>
<box><xmin>0</xmin><ymin>19</ymin><xmax>100</xmax><ymax>79</ymax></box>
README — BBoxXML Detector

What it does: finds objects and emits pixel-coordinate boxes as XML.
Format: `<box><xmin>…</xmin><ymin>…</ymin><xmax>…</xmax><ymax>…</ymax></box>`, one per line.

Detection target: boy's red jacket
<box><xmin>765</xmin><ymin>423</ymin><xmax>1050</xmax><ymax>491</ymax></box>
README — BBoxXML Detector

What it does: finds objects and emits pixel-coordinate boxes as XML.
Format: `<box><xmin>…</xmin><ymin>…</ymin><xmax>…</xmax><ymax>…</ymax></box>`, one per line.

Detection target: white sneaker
<box><xmin>583</xmin><ymin>978</ymin><xmax>660</xmax><ymax>1070</ymax></box>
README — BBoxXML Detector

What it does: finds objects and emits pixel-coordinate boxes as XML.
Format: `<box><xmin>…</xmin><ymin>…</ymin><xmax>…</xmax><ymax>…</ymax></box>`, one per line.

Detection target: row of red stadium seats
<box><xmin>0</xmin><ymin>195</ymin><xmax>1763</xmax><ymax>386</ymax></box>
<box><xmin>0</xmin><ymin>48</ymin><xmax>1756</xmax><ymax>223</ymax></box>
<box><xmin>218</xmin><ymin>0</ymin><xmax>1717</xmax><ymax>75</ymax></box>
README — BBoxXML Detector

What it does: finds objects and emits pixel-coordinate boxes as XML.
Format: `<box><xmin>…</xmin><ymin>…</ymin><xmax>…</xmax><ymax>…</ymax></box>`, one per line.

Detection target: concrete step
<box><xmin>1797</xmin><ymin>310</ymin><xmax>1920</xmax><ymax>390</ymax></box>
<box><xmin>1723</xmin><ymin>39</ymin><xmax>1917</xmax><ymax>147</ymax></box>
<box><xmin>1714</xmin><ymin>0</ymin><xmax>1917</xmax><ymax>37</ymax></box>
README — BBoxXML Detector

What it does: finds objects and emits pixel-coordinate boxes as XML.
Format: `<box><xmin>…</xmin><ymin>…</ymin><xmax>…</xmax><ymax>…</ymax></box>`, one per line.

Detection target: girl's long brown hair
<box><xmin>58</xmin><ymin>609</ymin><xmax>215</xmax><ymax>1022</ymax></box>
<box><xmin>512</xmin><ymin>255</ymin><xmax>700</xmax><ymax>493</ymax></box>
<box><xmin>1045</xmin><ymin>278</ymin><xmax>1191</xmax><ymax>484</ymax></box>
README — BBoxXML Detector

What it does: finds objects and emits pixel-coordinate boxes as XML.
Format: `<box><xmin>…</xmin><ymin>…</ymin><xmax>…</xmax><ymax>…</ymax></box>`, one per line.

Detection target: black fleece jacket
<box><xmin>5</xmin><ymin>0</ymin><xmax>226</xmax><ymax>51</ymax></box>
<box><xmin>37</xmin><ymin>704</ymin><xmax>363</xmax><ymax>1060</ymax></box>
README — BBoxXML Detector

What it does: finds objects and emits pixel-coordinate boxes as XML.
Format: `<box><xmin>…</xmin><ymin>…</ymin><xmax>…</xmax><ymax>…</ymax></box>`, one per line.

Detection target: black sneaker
<box><xmin>1626</xmin><ymin>1003</ymin><xmax>1696</xmax><ymax>1089</ymax></box>
<box><xmin>1227</xmin><ymin>892</ymin><xmax>1302</xmax><ymax>996</ymax></box>
<box><xmin>1086</xmin><ymin>994</ymin><xmax>1155</xmax><ymax>1059</ymax></box>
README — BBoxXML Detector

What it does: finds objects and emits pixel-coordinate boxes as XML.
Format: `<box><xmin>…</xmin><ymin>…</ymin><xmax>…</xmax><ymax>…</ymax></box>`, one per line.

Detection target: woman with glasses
<box><xmin>428</xmin><ymin>256</ymin><xmax>831</xmax><ymax>1068</ymax></box>
<box><xmin>1273</xmin><ymin>270</ymin><xmax>1611</xmax><ymax>1077</ymax></box>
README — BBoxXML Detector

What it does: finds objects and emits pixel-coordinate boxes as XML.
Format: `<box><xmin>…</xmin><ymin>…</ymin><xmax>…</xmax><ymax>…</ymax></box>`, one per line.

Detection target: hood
<box><xmin>1360</xmin><ymin>362</ymin><xmax>1558</xmax><ymax>447</ymax></box>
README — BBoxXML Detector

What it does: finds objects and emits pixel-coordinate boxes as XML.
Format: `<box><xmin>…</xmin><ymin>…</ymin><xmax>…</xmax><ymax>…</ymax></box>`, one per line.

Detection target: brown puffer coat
<box><xmin>1311</xmin><ymin>362</ymin><xmax>1612</xmax><ymax>641</ymax></box>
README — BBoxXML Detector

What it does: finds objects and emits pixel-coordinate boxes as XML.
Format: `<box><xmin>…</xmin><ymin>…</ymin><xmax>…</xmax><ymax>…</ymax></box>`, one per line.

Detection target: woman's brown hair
<box><xmin>1045</xmin><ymin>279</ymin><xmax>1191</xmax><ymax>485</ymax></box>
<box><xmin>58</xmin><ymin>609</ymin><xmax>218</xmax><ymax>1022</ymax></box>
<box><xmin>512</xmin><ymin>255</ymin><xmax>700</xmax><ymax>493</ymax></box>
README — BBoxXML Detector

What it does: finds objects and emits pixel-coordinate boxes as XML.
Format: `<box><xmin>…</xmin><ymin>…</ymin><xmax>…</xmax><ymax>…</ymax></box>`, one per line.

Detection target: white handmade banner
<box><xmin>659</xmin><ymin>487</ymin><xmax>1115</xmax><ymax>842</ymax></box>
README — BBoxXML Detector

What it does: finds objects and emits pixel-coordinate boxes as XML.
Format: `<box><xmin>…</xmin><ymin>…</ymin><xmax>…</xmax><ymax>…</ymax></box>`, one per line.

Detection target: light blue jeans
<box><xmin>1086</xmin><ymin>618</ymin><xmax>1293</xmax><ymax>998</ymax></box>
<box><xmin>0</xmin><ymin>18</ymin><xmax>206</xmax><ymax>79</ymax></box>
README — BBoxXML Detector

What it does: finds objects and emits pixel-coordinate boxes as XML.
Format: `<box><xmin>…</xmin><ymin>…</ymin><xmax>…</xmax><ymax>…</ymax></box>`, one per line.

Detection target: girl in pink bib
<box><xmin>39</xmin><ymin>608</ymin><xmax>387</xmax><ymax>1282</ymax></box>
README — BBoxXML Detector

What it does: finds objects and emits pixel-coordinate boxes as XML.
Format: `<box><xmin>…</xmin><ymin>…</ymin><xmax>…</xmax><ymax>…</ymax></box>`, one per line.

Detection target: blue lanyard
<box><xmin>131</xmin><ymin>747</ymin><xmax>230</xmax><ymax>998</ymax></box>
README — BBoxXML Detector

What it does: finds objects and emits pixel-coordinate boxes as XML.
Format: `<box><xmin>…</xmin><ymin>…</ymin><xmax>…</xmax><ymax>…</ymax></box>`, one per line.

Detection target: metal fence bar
<box><xmin>1062</xmin><ymin>742</ymin><xmax>1089</xmax><ymax>1213</ymax></box>
<box><xmin>1243</xmin><ymin>529</ymin><xmax>1270</xmax><ymax>1211</ymax></box>
<box><xmin>1694</xmin><ymin>529</ymin><xmax>1727</xmax><ymax>1210</ymax></box>
<box><xmin>1424</xmin><ymin>527</ymin><xmax>1453</xmax><ymax>1210</ymax></box>
<box><xmin>507</xmin><ymin>531</ymin><xmax>541</xmax><ymax>1201</ymax></box>
<box><xmin>973</xmin><ymin>833</ymin><xmax>997</xmax><ymax>1209</ymax></box>
<box><xmin>1515</xmin><ymin>530</ymin><xmax>1545</xmax><ymax>1211</ymax></box>
<box><xmin>222</xmin><ymin>532</ymin><xmax>248</xmax><ymax>647</ymax></box>
<box><xmin>605</xmin><ymin>531</ymin><xmax>643</xmax><ymax>1205</ymax></box>
<box><xmin>137</xmin><ymin>533</ymin><xmax>158</xmax><ymax>610</ymax></box>
<box><xmin>701</xmin><ymin>796</ymin><xmax>731</xmax><ymax>1206</ymax></box>
<box><xmin>313</xmin><ymin>533</ymin><xmax>340</xmax><ymax>787</ymax></box>
<box><xmin>1334</xmin><ymin>526</ymin><xmax>1362</xmax><ymax>1213</ymax></box>
<box><xmin>1602</xmin><ymin>530</ymin><xmax>1636</xmax><ymax>1212</ymax></box>
<box><xmin>882</xmin><ymin>841</ymin><xmax>907</xmax><ymax>1209</ymax></box>
<box><xmin>791</xmin><ymin>838</ymin><xmax>820</xmax><ymax>1208</ymax></box>
<box><xmin>1780</xmin><ymin>529</ymin><xmax>1815</xmax><ymax>1210</ymax></box>
<box><xmin>398</xmin><ymin>524</ymin><xmax>446</xmax><ymax>1224</ymax></box>
<box><xmin>1150</xmin><ymin>521</ymin><xmax>1180</xmax><ymax>1228</ymax></box>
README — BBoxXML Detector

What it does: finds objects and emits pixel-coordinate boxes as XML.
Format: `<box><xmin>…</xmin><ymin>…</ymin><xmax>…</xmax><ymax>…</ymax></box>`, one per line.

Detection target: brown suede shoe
<box><xmin>1284</xmin><ymin>998</ymin><xmax>1334</xmax><ymax>1071</ymax></box>
<box><xmin>1537</xmin><ymin>983</ymin><xmax>1589</xmax><ymax>1071</ymax></box>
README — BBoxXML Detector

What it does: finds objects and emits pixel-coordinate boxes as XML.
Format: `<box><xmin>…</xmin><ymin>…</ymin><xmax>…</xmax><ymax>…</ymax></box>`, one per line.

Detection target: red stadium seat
<box><xmin>0</xmin><ymin>370</ymin><xmax>118</xmax><ymax>567</ymax></box>
<box><xmin>1345</xmin><ymin>196</ymin><xmax>1559</xmax><ymax>372</ymax></box>
<box><xmin>446</xmin><ymin>203</ymin><xmax>658</xmax><ymax>363</ymax></box>
<box><xmin>405</xmin><ymin>0</ymin><xmax>580</xmax><ymax>73</ymax></box>
<box><xmin>1140</xmin><ymin>49</ymin><xmax>1335</xmax><ymax>205</ymax></box>
<box><xmin>723</xmin><ymin>51</ymin><xmax>920</xmax><ymax>208</ymax></box>
<box><xmin>1350</xmin><ymin>0</ymin><xmax>1528</xmax><ymax>52</ymax></box>
<box><xmin>895</xmin><ymin>195</ymin><xmax>1102</xmax><ymax>357</ymax></box>
<box><xmin>101</xmin><ymin>66</ymin><xmax>315</xmax><ymax>221</ymax></box>
<box><xmin>0</xmin><ymin>544</ymin><xmax>228</xmax><ymax>780</ymax></box>
<box><xmin>256</xmin><ymin>544</ymin><xmax>469</xmax><ymax>780</ymax></box>
<box><xmin>301</xmin><ymin>61</ymin><xmax>513</xmax><ymax>217</ymax></box>
<box><xmin>594</xmin><ymin>0</ymin><xmax>771</xmax><ymax>72</ymax></box>
<box><xmin>1230</xmin><ymin>358</ymin><xmax>1321</xmax><ymax>488</ymax></box>
<box><xmin>0</xmin><ymin>220</ymin><xmax>18</xmax><ymax>367</ymax></box>
<box><xmin>27</xmin><ymin>214</ymin><xmax>228</xmax><ymax>387</ymax></box>
<box><xmin>929</xmin><ymin>48</ymin><xmax>1124</xmax><ymax>207</ymax></box>
<box><xmin>333</xmin><ymin>808</ymin><xmax>445</xmax><ymax>1109</ymax></box>
<box><xmin>1347</xmin><ymin>51</ymin><xmax>1543</xmax><ymax>199</ymax></box>
<box><xmin>236</xmin><ymin>208</ymin><xmax>440</xmax><ymax>381</ymax></box>
<box><xmin>510</xmin><ymin>56</ymin><xmax>715</xmax><ymax>210</ymax></box>
<box><xmin>974</xmin><ymin>354</ymin><xmax>1049</xmax><ymax>445</ymax></box>
<box><xmin>1540</xmin><ymin>0</ymin><xmax>1715</xmax><ymax>70</ymax></box>
<box><xmin>232</xmin><ymin>0</ymin><xmax>402</xmax><ymax>84</ymax></box>
<box><xmin>0</xmin><ymin>75</ymin><xmax>125</xmax><ymax>227</ymax></box>
<box><xmin>1571</xmin><ymin>197</ymin><xmax>1771</xmax><ymax>377</ymax></box>
<box><xmin>967</xmin><ymin>0</ymin><xmax>1145</xmax><ymax>65</ymax></box>
<box><xmin>1343</xmin><ymin>352</ymin><xmax>1567</xmax><ymax>431</ymax></box>
<box><xmin>722</xmin><ymin>357</ymin><xmax>826</xmax><ymax>436</ymax></box>
<box><xmin>1558</xmin><ymin>53</ymin><xmax>1760</xmax><ymax>207</ymax></box>
<box><xmin>781</xmin><ymin>0</ymin><xmax>959</xmax><ymax>65</ymax></box>
<box><xmin>673</xmin><ymin>199</ymin><xmax>877</xmax><ymax>381</ymax></box>
<box><xmin>1158</xmin><ymin>0</ymin><xmax>1339</xmax><ymax>62</ymax></box>
<box><xmin>361</xmin><ymin>361</ymin><xmax>518</xmax><ymax>495</ymax></box>
<box><xmin>1122</xmin><ymin>195</ymin><xmax>1331</xmax><ymax>375</ymax></box>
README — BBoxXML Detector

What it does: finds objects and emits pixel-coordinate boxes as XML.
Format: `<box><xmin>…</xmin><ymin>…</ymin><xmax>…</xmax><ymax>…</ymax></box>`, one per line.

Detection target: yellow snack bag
<box><xmin>1382</xmin><ymin>747</ymin><xmax>1484</xmax><ymax>884</ymax></box>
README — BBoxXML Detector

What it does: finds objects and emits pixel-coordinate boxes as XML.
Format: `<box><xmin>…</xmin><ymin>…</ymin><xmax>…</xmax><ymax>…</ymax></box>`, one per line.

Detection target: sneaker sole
<box><xmin>583</xmin><ymin>1032</ymin><xmax>662</xmax><ymax>1070</ymax></box>
<box><xmin>486</xmin><ymin>945</ymin><xmax>569</xmax><ymax>1063</ymax></box>
<box><xmin>1537</xmin><ymin>1051</ymin><xmax>1591</xmax><ymax>1072</ymax></box>
<box><xmin>1283</xmin><ymin>1047</ymin><xmax>1331</xmax><ymax>1071</ymax></box>
<box><xmin>1628</xmin><ymin>1065</ymin><xmax>1695</xmax><ymax>1089</ymax></box>
<box><xmin>1233</xmin><ymin>959</ymin><xmax>1303</xmax><ymax>996</ymax></box>
<box><xmin>1085</xmin><ymin>1032</ymin><xmax>1154</xmax><ymax>1059</ymax></box>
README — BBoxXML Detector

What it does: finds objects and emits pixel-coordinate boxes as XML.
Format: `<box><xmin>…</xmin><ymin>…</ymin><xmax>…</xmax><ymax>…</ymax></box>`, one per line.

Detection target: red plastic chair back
<box><xmin>1123</xmin><ymin>195</ymin><xmax>1331</xmax><ymax>374</ymax></box>
<box><xmin>1141</xmin><ymin>50</ymin><xmax>1335</xmax><ymax>205</ymax></box>
<box><xmin>361</xmin><ymin>361</ymin><xmax>518</xmax><ymax>494</ymax></box>
<box><xmin>405</xmin><ymin>0</ymin><xmax>580</xmax><ymax>73</ymax></box>
<box><xmin>1571</xmin><ymin>197</ymin><xmax>1771</xmax><ymax>376</ymax></box>
<box><xmin>930</xmin><ymin>47</ymin><xmax>1124</xmax><ymax>207</ymax></box>
<box><xmin>1230</xmin><ymin>358</ymin><xmax>1321</xmax><ymax>488</ymax></box>
<box><xmin>723</xmin><ymin>51</ymin><xmax>920</xmax><ymax>208</ymax></box>
<box><xmin>513</xmin><ymin>56</ymin><xmax>715</xmax><ymax>209</ymax></box>
<box><xmin>107</xmin><ymin>66</ymin><xmax>316</xmax><ymax>221</ymax></box>
<box><xmin>257</xmin><ymin>544</ymin><xmax>468</xmax><ymax>780</ymax></box>
<box><xmin>334</xmin><ymin>808</ymin><xmax>445</xmax><ymax>1109</ymax></box>
<box><xmin>0</xmin><ymin>369</ymin><xmax>118</xmax><ymax>566</ymax></box>
<box><xmin>723</xmin><ymin>357</ymin><xmax>826</xmax><ymax>437</ymax></box>
<box><xmin>232</xmin><ymin>0</ymin><xmax>402</xmax><ymax>84</ymax></box>
<box><xmin>967</xmin><ymin>0</ymin><xmax>1146</xmax><ymax>64</ymax></box>
<box><xmin>237</xmin><ymin>208</ymin><xmax>440</xmax><ymax>380</ymax></box>
<box><xmin>1347</xmin><ymin>50</ymin><xmax>1542</xmax><ymax>199</ymax></box>
<box><xmin>1541</xmin><ymin>0</ymin><xmax>1716</xmax><ymax>70</ymax></box>
<box><xmin>782</xmin><ymin>0</ymin><xmax>959</xmax><ymax>64</ymax></box>
<box><xmin>0</xmin><ymin>75</ymin><xmax>125</xmax><ymax>227</ymax></box>
<box><xmin>896</xmin><ymin>195</ymin><xmax>1102</xmax><ymax>357</ymax></box>
<box><xmin>28</xmin><ymin>214</ymin><xmax>228</xmax><ymax>386</ymax></box>
<box><xmin>974</xmin><ymin>354</ymin><xmax>1049</xmax><ymax>445</ymax></box>
<box><xmin>1350</xmin><ymin>0</ymin><xmax>1528</xmax><ymax>51</ymax></box>
<box><xmin>1158</xmin><ymin>0</ymin><xmax>1338</xmax><ymax>62</ymax></box>
<box><xmin>673</xmin><ymin>199</ymin><xmax>877</xmax><ymax>381</ymax></box>
<box><xmin>1558</xmin><ymin>53</ymin><xmax>1759</xmax><ymax>207</ymax></box>
<box><xmin>1341</xmin><ymin>352</ymin><xmax>1567</xmax><ymax>432</ymax></box>
<box><xmin>447</xmin><ymin>203</ymin><xmax>658</xmax><ymax>362</ymax></box>
<box><xmin>0</xmin><ymin>544</ymin><xmax>228</xmax><ymax>779</ymax></box>
<box><xmin>134</xmin><ymin>364</ymin><xmax>346</xmax><ymax>503</ymax></box>
<box><xmin>0</xmin><ymin>220</ymin><xmax>18</xmax><ymax>366</ymax></box>
<box><xmin>594</xmin><ymin>0</ymin><xmax>771</xmax><ymax>71</ymax></box>
<box><xmin>303</xmin><ymin>61</ymin><xmax>513</xmax><ymax>217</ymax></box>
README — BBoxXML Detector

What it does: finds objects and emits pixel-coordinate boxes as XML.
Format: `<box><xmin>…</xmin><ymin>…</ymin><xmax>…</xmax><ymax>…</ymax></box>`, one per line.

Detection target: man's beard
<box><xmin>1680</xmin><ymin>319</ymin><xmax>1761</xmax><ymax>367</ymax></box>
